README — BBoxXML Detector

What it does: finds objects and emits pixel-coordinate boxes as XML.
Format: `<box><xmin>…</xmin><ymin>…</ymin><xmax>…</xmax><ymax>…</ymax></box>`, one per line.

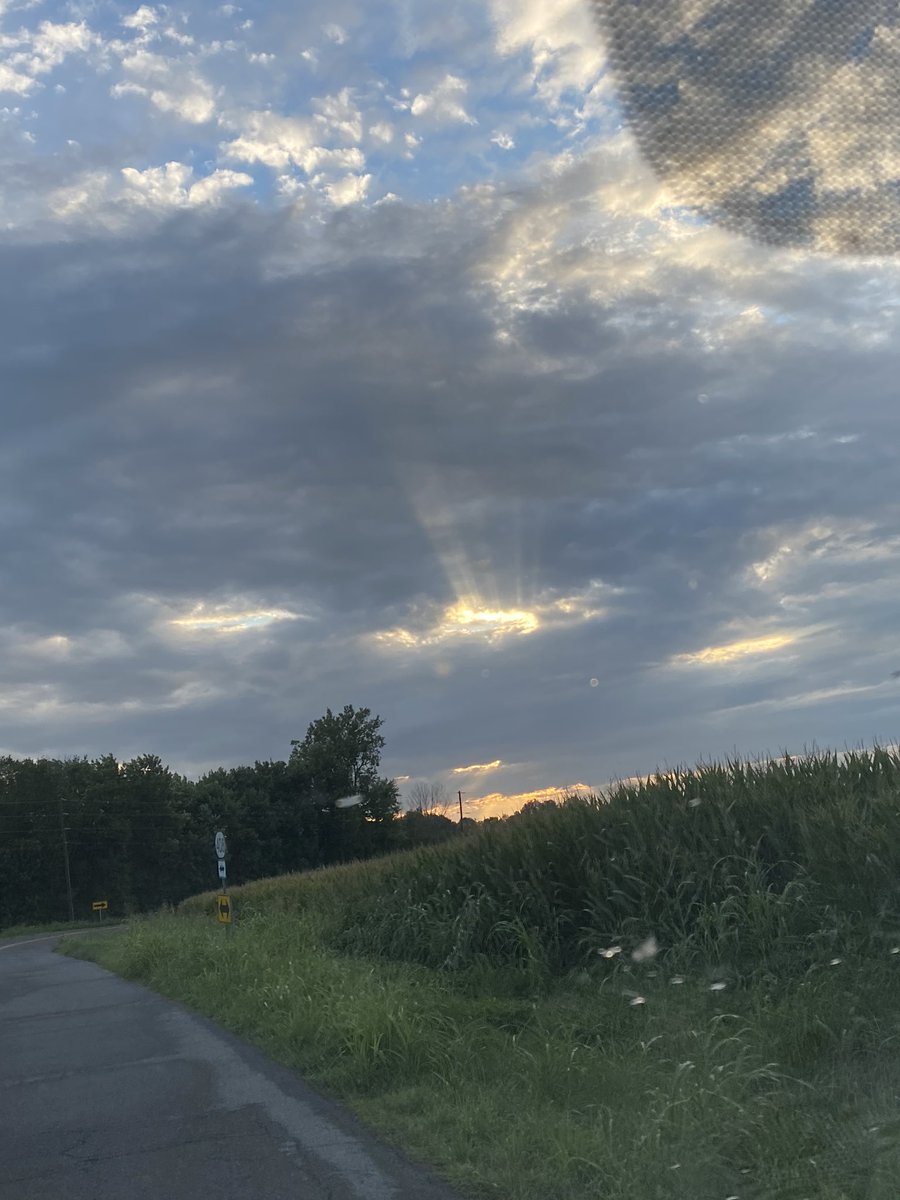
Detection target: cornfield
<box><xmin>179</xmin><ymin>745</ymin><xmax>900</xmax><ymax>978</ymax></box>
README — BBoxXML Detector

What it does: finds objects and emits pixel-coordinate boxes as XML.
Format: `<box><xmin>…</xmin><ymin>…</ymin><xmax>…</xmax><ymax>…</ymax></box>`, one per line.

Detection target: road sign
<box><xmin>214</xmin><ymin>831</ymin><xmax>226</xmax><ymax>859</ymax></box>
<box><xmin>217</xmin><ymin>895</ymin><xmax>232</xmax><ymax>924</ymax></box>
<box><xmin>217</xmin><ymin>859</ymin><xmax>227</xmax><ymax>880</ymax></box>
<box><xmin>92</xmin><ymin>900</ymin><xmax>108</xmax><ymax>911</ymax></box>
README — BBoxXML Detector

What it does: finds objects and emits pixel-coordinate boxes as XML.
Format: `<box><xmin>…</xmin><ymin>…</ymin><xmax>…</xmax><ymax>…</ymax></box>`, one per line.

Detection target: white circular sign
<box><xmin>215</xmin><ymin>831</ymin><xmax>226</xmax><ymax>859</ymax></box>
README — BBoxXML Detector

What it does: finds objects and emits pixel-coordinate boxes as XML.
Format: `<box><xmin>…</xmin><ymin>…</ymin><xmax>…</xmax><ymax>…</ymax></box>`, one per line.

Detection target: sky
<box><xmin>1</xmin><ymin>0</ymin><xmax>899</xmax><ymax>818</ymax></box>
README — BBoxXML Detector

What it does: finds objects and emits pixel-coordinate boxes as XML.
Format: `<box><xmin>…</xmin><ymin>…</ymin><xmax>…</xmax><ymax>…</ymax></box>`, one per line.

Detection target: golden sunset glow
<box><xmin>452</xmin><ymin>759</ymin><xmax>504</xmax><ymax>775</ymax></box>
<box><xmin>468</xmin><ymin>783</ymin><xmax>593</xmax><ymax>820</ymax></box>
<box><xmin>170</xmin><ymin>606</ymin><xmax>301</xmax><ymax>633</ymax></box>
<box><xmin>373</xmin><ymin>598</ymin><xmax>540</xmax><ymax>649</ymax></box>
<box><xmin>447</xmin><ymin>601</ymin><xmax>539</xmax><ymax>637</ymax></box>
<box><xmin>671</xmin><ymin>632</ymin><xmax>797</xmax><ymax>666</ymax></box>
<box><xmin>370</xmin><ymin>580</ymin><xmax>614</xmax><ymax>652</ymax></box>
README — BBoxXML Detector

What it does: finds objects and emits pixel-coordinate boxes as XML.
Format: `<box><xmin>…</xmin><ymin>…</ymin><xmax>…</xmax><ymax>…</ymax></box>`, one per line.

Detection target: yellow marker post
<box><xmin>216</xmin><ymin>895</ymin><xmax>232</xmax><ymax>925</ymax></box>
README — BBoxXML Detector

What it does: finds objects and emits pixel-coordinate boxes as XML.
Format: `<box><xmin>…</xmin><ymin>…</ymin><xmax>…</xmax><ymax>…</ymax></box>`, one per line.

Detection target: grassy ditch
<box><xmin>65</xmin><ymin>747</ymin><xmax>900</xmax><ymax>1199</ymax></box>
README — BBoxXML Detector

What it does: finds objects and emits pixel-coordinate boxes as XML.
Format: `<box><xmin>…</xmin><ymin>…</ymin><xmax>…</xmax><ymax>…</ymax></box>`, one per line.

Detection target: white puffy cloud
<box><xmin>220</xmin><ymin>109</ymin><xmax>315</xmax><ymax>169</ymax></box>
<box><xmin>121</xmin><ymin>6</ymin><xmax>159</xmax><ymax>32</ymax></box>
<box><xmin>0</xmin><ymin>62</ymin><xmax>32</xmax><ymax>94</ymax></box>
<box><xmin>410</xmin><ymin>73</ymin><xmax>476</xmax><ymax>124</ymax></box>
<box><xmin>45</xmin><ymin>160</ymin><xmax>252</xmax><ymax>223</ymax></box>
<box><xmin>0</xmin><ymin>19</ymin><xmax>97</xmax><ymax>94</ymax></box>
<box><xmin>112</xmin><ymin>49</ymin><xmax>218</xmax><ymax>123</ymax></box>
<box><xmin>221</xmin><ymin>107</ymin><xmax>365</xmax><ymax>177</ymax></box>
<box><xmin>490</xmin><ymin>0</ymin><xmax>606</xmax><ymax>107</ymax></box>
<box><xmin>368</xmin><ymin>120</ymin><xmax>394</xmax><ymax>143</ymax></box>
<box><xmin>325</xmin><ymin>171</ymin><xmax>370</xmax><ymax>207</ymax></box>
<box><xmin>313</xmin><ymin>86</ymin><xmax>362</xmax><ymax>142</ymax></box>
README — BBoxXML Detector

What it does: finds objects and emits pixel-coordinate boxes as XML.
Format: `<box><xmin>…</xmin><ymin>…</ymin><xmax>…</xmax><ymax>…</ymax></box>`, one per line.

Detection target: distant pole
<box><xmin>458</xmin><ymin>790</ymin><xmax>464</xmax><ymax>824</ymax></box>
<box><xmin>58</xmin><ymin>797</ymin><xmax>75</xmax><ymax>923</ymax></box>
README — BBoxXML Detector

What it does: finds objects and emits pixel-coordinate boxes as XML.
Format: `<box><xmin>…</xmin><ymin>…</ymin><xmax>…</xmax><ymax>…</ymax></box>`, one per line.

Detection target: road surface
<box><xmin>0</xmin><ymin>932</ymin><xmax>462</xmax><ymax>1200</ymax></box>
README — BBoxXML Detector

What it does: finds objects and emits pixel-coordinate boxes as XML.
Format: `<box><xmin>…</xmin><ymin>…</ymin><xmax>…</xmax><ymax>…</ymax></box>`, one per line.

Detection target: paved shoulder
<box><xmin>0</xmin><ymin>936</ymin><xmax>463</xmax><ymax>1200</ymax></box>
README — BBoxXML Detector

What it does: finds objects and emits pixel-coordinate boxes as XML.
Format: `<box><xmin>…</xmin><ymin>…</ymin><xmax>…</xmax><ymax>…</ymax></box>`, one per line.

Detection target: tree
<box><xmin>361</xmin><ymin>776</ymin><xmax>401</xmax><ymax>825</ymax></box>
<box><xmin>118</xmin><ymin>754</ymin><xmax>184</xmax><ymax>911</ymax></box>
<box><xmin>289</xmin><ymin>705</ymin><xmax>385</xmax><ymax>802</ymax></box>
<box><xmin>396</xmin><ymin>809</ymin><xmax>459</xmax><ymax>849</ymax></box>
<box><xmin>341</xmin><ymin>777</ymin><xmax>402</xmax><ymax>858</ymax></box>
<box><xmin>408</xmin><ymin>780</ymin><xmax>450</xmax><ymax>817</ymax></box>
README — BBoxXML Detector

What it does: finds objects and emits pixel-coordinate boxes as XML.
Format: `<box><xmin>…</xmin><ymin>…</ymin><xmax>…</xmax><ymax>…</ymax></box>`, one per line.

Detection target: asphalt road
<box><xmin>0</xmin><ymin>933</ymin><xmax>462</xmax><ymax>1200</ymax></box>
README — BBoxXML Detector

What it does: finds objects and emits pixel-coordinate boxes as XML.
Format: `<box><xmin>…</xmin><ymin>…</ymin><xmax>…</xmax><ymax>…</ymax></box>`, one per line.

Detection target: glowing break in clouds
<box><xmin>670</xmin><ymin>632</ymin><xmax>798</xmax><ymax>667</ymax></box>
<box><xmin>373</xmin><ymin>599</ymin><xmax>539</xmax><ymax>649</ymax></box>
<box><xmin>452</xmin><ymin>759</ymin><xmax>504</xmax><ymax>775</ymax></box>
<box><xmin>370</xmin><ymin>581</ymin><xmax>613</xmax><ymax>651</ymax></box>
<box><xmin>169</xmin><ymin>605</ymin><xmax>304</xmax><ymax>633</ymax></box>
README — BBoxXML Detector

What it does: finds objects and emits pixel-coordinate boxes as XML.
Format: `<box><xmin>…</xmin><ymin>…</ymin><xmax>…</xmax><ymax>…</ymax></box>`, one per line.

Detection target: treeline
<box><xmin>0</xmin><ymin>705</ymin><xmax>465</xmax><ymax>928</ymax></box>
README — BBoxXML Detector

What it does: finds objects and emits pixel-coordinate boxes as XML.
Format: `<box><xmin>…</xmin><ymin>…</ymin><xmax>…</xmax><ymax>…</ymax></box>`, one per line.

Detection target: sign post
<box><xmin>92</xmin><ymin>900</ymin><xmax>108</xmax><ymax>921</ymax></box>
<box><xmin>214</xmin><ymin>832</ymin><xmax>232</xmax><ymax>933</ymax></box>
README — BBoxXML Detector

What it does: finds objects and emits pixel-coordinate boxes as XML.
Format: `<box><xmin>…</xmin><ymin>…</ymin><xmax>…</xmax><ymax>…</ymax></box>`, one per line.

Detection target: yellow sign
<box><xmin>216</xmin><ymin>895</ymin><xmax>232</xmax><ymax>924</ymax></box>
<box><xmin>92</xmin><ymin>900</ymin><xmax>108</xmax><ymax>911</ymax></box>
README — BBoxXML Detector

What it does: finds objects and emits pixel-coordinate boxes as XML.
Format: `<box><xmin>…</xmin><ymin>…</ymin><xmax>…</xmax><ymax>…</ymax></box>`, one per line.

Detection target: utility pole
<box><xmin>58</xmin><ymin>797</ymin><xmax>74</xmax><ymax>923</ymax></box>
<box><xmin>458</xmin><ymin>790</ymin><xmax>464</xmax><ymax>824</ymax></box>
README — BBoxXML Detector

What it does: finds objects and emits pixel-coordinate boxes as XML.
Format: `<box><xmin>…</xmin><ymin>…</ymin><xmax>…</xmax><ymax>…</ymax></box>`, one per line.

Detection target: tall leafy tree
<box><xmin>289</xmin><ymin>705</ymin><xmax>385</xmax><ymax>801</ymax></box>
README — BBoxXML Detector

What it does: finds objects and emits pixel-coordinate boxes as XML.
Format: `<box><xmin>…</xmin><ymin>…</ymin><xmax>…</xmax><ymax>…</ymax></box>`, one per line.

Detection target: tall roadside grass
<box><xmin>180</xmin><ymin>746</ymin><xmax>900</xmax><ymax>981</ymax></box>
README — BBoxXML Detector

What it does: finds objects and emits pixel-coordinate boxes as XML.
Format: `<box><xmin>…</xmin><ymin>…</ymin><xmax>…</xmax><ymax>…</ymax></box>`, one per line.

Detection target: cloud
<box><xmin>168</xmin><ymin>605</ymin><xmax>306</xmax><ymax>634</ymax></box>
<box><xmin>0</xmin><ymin>62</ymin><xmax>32</xmax><ymax>93</ymax></box>
<box><xmin>325</xmin><ymin>171</ymin><xmax>370</xmax><ymax>207</ymax></box>
<box><xmin>452</xmin><ymin>759</ymin><xmax>504</xmax><ymax>774</ymax></box>
<box><xmin>369</xmin><ymin>120</ymin><xmax>394</xmax><ymax>143</ymax></box>
<box><xmin>43</xmin><ymin>161</ymin><xmax>253</xmax><ymax>224</ymax></box>
<box><xmin>369</xmin><ymin>578</ymin><xmax>614</xmax><ymax>652</ymax></box>
<box><xmin>410</xmin><ymin>74</ymin><xmax>476</xmax><ymax>124</ymax></box>
<box><xmin>323</xmin><ymin>23</ymin><xmax>347</xmax><ymax>45</ymax></box>
<box><xmin>0</xmin><ymin>19</ymin><xmax>96</xmax><ymax>94</ymax></box>
<box><xmin>314</xmin><ymin>87</ymin><xmax>362</xmax><ymax>141</ymax></box>
<box><xmin>220</xmin><ymin>107</ymin><xmax>365</xmax><ymax>179</ymax></box>
<box><xmin>670</xmin><ymin>631</ymin><xmax>802</xmax><ymax>668</ymax></box>
<box><xmin>491</xmin><ymin>0</ymin><xmax>606</xmax><ymax>109</ymax></box>
<box><xmin>112</xmin><ymin>49</ymin><xmax>218</xmax><ymax>123</ymax></box>
<box><xmin>120</xmin><ymin>161</ymin><xmax>253</xmax><ymax>208</ymax></box>
<box><xmin>121</xmin><ymin>6</ymin><xmax>159</xmax><ymax>32</ymax></box>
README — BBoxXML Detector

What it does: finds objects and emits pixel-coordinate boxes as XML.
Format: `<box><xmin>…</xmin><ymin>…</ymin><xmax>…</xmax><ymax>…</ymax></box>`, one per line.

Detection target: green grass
<box><xmin>63</xmin><ymin>746</ymin><xmax>900</xmax><ymax>1199</ymax></box>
